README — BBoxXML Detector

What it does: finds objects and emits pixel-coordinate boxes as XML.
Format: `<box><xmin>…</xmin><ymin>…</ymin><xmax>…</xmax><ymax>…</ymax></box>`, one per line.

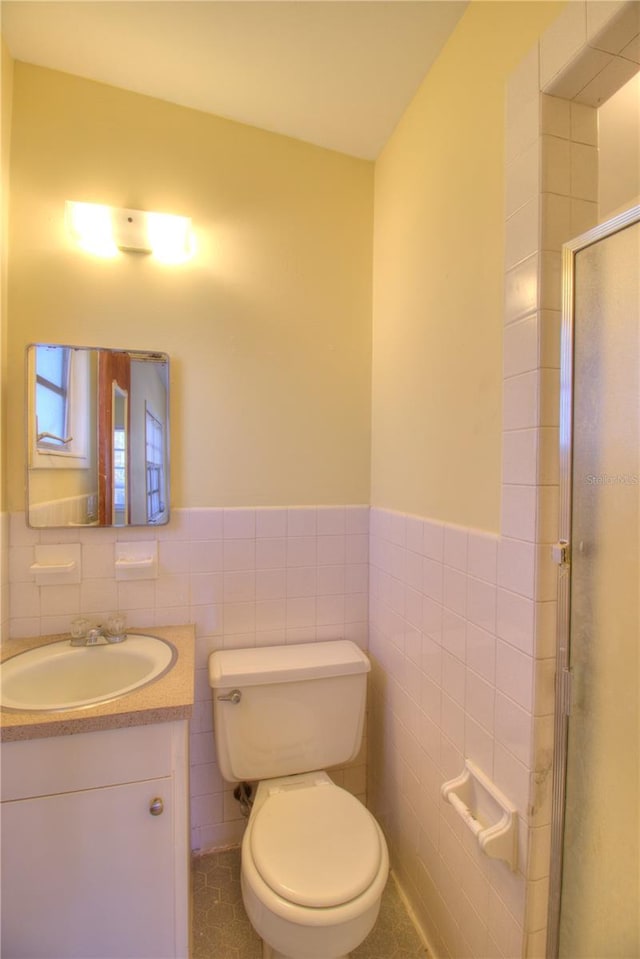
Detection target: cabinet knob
<box><xmin>149</xmin><ymin>797</ymin><xmax>164</xmax><ymax>816</ymax></box>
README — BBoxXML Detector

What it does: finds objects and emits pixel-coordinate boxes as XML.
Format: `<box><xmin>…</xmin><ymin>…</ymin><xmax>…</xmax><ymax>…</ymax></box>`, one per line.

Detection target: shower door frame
<box><xmin>546</xmin><ymin>202</ymin><xmax>640</xmax><ymax>959</ymax></box>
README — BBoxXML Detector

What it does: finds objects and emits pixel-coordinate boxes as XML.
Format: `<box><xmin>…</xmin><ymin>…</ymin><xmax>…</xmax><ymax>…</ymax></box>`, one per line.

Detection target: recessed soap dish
<box><xmin>114</xmin><ymin>542</ymin><xmax>158</xmax><ymax>580</ymax></box>
<box><xmin>441</xmin><ymin>760</ymin><xmax>518</xmax><ymax>871</ymax></box>
<box><xmin>30</xmin><ymin>544</ymin><xmax>82</xmax><ymax>585</ymax></box>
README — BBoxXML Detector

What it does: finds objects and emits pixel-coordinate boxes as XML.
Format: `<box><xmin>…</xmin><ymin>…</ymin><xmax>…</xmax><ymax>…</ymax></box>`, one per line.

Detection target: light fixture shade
<box><xmin>145</xmin><ymin>211</ymin><xmax>193</xmax><ymax>263</ymax></box>
<box><xmin>66</xmin><ymin>201</ymin><xmax>193</xmax><ymax>262</ymax></box>
<box><xmin>66</xmin><ymin>202</ymin><xmax>119</xmax><ymax>257</ymax></box>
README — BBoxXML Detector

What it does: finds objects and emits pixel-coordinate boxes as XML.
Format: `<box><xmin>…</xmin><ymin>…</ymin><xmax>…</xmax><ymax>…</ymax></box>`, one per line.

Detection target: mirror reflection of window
<box><xmin>112</xmin><ymin>386</ymin><xmax>128</xmax><ymax>525</ymax></box>
<box><xmin>35</xmin><ymin>345</ymin><xmax>71</xmax><ymax>449</ymax></box>
<box><xmin>113</xmin><ymin>428</ymin><xmax>127</xmax><ymax>511</ymax></box>
<box><xmin>145</xmin><ymin>407</ymin><xmax>165</xmax><ymax>524</ymax></box>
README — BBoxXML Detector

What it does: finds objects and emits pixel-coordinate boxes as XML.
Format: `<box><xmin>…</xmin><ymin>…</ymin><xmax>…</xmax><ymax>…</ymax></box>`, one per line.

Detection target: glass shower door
<box><xmin>552</xmin><ymin>210</ymin><xmax>639</xmax><ymax>958</ymax></box>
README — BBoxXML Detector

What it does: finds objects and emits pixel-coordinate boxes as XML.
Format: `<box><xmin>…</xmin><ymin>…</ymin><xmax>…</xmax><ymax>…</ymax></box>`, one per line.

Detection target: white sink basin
<box><xmin>0</xmin><ymin>634</ymin><xmax>177</xmax><ymax>711</ymax></box>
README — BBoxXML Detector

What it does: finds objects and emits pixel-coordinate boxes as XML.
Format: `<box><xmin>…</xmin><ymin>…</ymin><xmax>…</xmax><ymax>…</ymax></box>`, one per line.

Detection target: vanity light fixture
<box><xmin>66</xmin><ymin>201</ymin><xmax>194</xmax><ymax>263</ymax></box>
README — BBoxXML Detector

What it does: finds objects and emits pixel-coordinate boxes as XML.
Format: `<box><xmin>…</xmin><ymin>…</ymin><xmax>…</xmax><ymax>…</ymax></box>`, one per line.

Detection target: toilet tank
<box><xmin>209</xmin><ymin>640</ymin><xmax>370</xmax><ymax>783</ymax></box>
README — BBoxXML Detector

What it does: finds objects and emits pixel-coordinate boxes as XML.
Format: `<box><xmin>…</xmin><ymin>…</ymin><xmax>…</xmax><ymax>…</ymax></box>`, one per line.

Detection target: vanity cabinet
<box><xmin>0</xmin><ymin>721</ymin><xmax>189</xmax><ymax>959</ymax></box>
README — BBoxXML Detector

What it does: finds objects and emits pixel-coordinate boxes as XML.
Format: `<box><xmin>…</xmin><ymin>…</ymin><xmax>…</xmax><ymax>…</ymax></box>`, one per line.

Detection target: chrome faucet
<box><xmin>70</xmin><ymin>624</ymin><xmax>107</xmax><ymax>646</ymax></box>
<box><xmin>70</xmin><ymin>617</ymin><xmax>127</xmax><ymax>646</ymax></box>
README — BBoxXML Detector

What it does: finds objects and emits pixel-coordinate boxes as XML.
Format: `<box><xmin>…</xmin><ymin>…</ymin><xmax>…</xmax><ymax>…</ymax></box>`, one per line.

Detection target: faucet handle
<box><xmin>106</xmin><ymin>614</ymin><xmax>127</xmax><ymax>643</ymax></box>
<box><xmin>70</xmin><ymin>617</ymin><xmax>91</xmax><ymax>645</ymax></box>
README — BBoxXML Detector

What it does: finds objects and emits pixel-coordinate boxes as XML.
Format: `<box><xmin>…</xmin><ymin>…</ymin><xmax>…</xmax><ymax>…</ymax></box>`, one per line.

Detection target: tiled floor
<box><xmin>192</xmin><ymin>847</ymin><xmax>429</xmax><ymax>959</ymax></box>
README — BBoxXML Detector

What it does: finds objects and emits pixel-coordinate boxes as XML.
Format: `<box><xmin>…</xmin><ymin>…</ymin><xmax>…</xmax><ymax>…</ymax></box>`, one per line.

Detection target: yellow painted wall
<box><xmin>371</xmin><ymin>1</ymin><xmax>565</xmax><ymax>532</ymax></box>
<box><xmin>1</xmin><ymin>37</ymin><xmax>13</xmax><ymax>513</ymax></box>
<box><xmin>7</xmin><ymin>64</ymin><xmax>373</xmax><ymax>511</ymax></box>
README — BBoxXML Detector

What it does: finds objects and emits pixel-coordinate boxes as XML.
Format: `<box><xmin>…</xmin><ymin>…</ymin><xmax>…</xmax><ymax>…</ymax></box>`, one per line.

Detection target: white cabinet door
<box><xmin>1</xmin><ymin>777</ymin><xmax>176</xmax><ymax>959</ymax></box>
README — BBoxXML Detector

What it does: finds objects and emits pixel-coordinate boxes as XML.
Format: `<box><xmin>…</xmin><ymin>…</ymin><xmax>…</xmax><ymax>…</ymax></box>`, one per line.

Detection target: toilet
<box><xmin>209</xmin><ymin>640</ymin><xmax>389</xmax><ymax>959</ymax></box>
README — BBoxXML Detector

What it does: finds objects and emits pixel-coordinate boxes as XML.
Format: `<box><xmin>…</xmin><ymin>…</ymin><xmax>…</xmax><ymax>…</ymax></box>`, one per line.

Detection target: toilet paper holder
<box><xmin>441</xmin><ymin>760</ymin><xmax>518</xmax><ymax>871</ymax></box>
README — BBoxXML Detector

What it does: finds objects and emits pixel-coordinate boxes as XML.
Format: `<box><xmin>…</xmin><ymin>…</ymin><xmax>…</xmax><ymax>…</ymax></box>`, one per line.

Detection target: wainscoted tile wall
<box><xmin>367</xmin><ymin>507</ymin><xmax>549</xmax><ymax>959</ymax></box>
<box><xmin>502</xmin><ymin>3</ymin><xmax>638</xmax><ymax>955</ymax></box>
<box><xmin>5</xmin><ymin>505</ymin><xmax>369</xmax><ymax>850</ymax></box>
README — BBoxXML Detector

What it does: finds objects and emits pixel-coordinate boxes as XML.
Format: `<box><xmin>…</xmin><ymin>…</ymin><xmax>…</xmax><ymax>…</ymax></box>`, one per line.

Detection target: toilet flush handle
<box><xmin>217</xmin><ymin>689</ymin><xmax>242</xmax><ymax>704</ymax></box>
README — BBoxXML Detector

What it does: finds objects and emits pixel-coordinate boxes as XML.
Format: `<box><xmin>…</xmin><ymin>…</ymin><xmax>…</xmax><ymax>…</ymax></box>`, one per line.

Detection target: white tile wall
<box><xmin>500</xmin><ymin>4</ymin><xmax>639</xmax><ymax>955</ymax></box>
<box><xmin>368</xmin><ymin>508</ymin><xmax>535</xmax><ymax>959</ymax></box>
<box><xmin>5</xmin><ymin>505</ymin><xmax>370</xmax><ymax>852</ymax></box>
<box><xmin>540</xmin><ymin>4</ymin><xmax>588</xmax><ymax>88</ymax></box>
<box><xmin>541</xmin><ymin>0</ymin><xmax>639</xmax><ymax>105</ymax></box>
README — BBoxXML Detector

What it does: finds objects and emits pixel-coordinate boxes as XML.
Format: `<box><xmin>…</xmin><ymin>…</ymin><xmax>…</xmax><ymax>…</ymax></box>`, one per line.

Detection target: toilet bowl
<box><xmin>241</xmin><ymin>773</ymin><xmax>389</xmax><ymax>959</ymax></box>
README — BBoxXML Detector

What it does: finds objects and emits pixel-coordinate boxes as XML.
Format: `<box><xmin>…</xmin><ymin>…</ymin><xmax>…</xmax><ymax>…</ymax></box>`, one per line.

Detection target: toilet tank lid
<box><xmin>209</xmin><ymin>640</ymin><xmax>370</xmax><ymax>689</ymax></box>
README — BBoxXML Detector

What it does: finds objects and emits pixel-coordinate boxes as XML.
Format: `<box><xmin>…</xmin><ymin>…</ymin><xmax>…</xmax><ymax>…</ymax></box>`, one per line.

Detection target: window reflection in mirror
<box><xmin>27</xmin><ymin>344</ymin><xmax>170</xmax><ymax>528</ymax></box>
<box><xmin>112</xmin><ymin>384</ymin><xmax>128</xmax><ymax>525</ymax></box>
<box><xmin>35</xmin><ymin>345</ymin><xmax>72</xmax><ymax>450</ymax></box>
<box><xmin>145</xmin><ymin>406</ymin><xmax>166</xmax><ymax>524</ymax></box>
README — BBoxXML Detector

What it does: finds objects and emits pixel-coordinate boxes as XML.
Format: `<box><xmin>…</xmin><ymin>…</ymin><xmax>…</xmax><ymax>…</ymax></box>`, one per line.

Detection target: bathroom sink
<box><xmin>0</xmin><ymin>634</ymin><xmax>177</xmax><ymax>711</ymax></box>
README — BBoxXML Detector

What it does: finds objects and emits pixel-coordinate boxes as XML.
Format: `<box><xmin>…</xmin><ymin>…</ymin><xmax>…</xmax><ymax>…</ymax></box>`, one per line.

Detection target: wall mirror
<box><xmin>26</xmin><ymin>344</ymin><xmax>170</xmax><ymax>528</ymax></box>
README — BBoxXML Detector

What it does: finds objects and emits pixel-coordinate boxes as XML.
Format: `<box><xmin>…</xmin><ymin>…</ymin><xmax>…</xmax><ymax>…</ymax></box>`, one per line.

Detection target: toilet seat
<box><xmin>249</xmin><ymin>783</ymin><xmax>382</xmax><ymax>908</ymax></box>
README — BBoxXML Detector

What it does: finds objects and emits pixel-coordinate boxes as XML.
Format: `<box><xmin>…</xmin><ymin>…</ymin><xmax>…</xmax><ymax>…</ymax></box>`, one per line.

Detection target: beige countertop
<box><xmin>0</xmin><ymin>624</ymin><xmax>195</xmax><ymax>742</ymax></box>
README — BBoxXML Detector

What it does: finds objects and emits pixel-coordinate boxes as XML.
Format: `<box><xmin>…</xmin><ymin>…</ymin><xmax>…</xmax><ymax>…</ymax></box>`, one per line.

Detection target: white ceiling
<box><xmin>0</xmin><ymin>0</ymin><xmax>468</xmax><ymax>159</ymax></box>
